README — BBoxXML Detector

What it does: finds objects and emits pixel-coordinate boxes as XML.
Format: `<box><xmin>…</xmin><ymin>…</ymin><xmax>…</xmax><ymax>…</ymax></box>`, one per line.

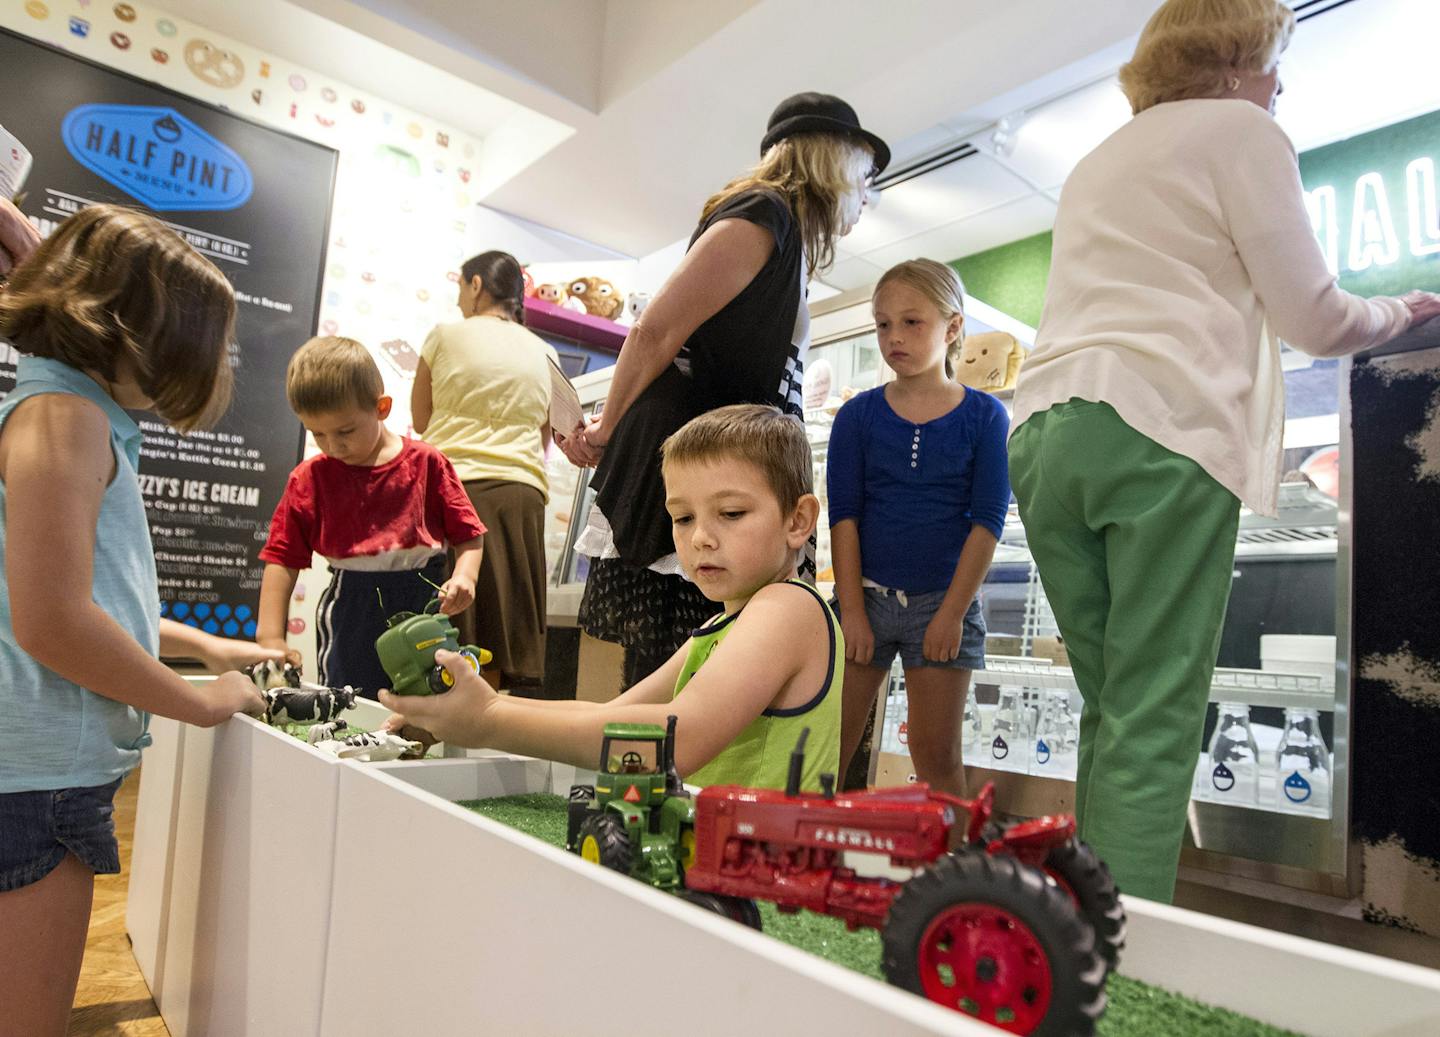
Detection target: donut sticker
<box><xmin>151</xmin><ymin>48</ymin><xmax>169</xmax><ymax>64</ymax></box>
<box><xmin>406</xmin><ymin>122</ymin><xmax>423</xmax><ymax>139</ymax></box>
<box><xmin>321</xmin><ymin>87</ymin><xmax>337</xmax><ymax>103</ymax></box>
<box><xmin>113</xmin><ymin>3</ymin><xmax>136</xmax><ymax>22</ymax></box>
<box><xmin>289</xmin><ymin>73</ymin><xmax>307</xmax><ymax>92</ymax></box>
<box><xmin>351</xmin><ymin>99</ymin><xmax>366</xmax><ymax>114</ymax></box>
<box><xmin>315</xmin><ymin>114</ymin><xmax>335</xmax><ymax>128</ymax></box>
<box><xmin>109</xmin><ymin>31</ymin><xmax>131</xmax><ymax>50</ymax></box>
<box><xmin>23</xmin><ymin>2</ymin><xmax>48</xmax><ymax>20</ymax></box>
<box><xmin>321</xmin><ymin>320</ymin><xmax>339</xmax><ymax>335</ymax></box>
<box><xmin>156</xmin><ymin>18</ymin><xmax>176</xmax><ymax>37</ymax></box>
<box><xmin>184</xmin><ymin>39</ymin><xmax>245</xmax><ymax>89</ymax></box>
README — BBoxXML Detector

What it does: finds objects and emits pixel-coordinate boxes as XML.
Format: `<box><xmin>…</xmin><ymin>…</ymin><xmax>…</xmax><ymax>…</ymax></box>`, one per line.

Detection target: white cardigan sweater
<box><xmin>1011</xmin><ymin>98</ymin><xmax>1410</xmax><ymax>516</ymax></box>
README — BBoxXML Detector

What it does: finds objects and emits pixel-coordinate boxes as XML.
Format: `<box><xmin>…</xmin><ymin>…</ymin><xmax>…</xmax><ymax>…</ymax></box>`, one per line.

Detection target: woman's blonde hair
<box><xmin>1119</xmin><ymin>0</ymin><xmax>1295</xmax><ymax>115</ymax></box>
<box><xmin>0</xmin><ymin>204</ymin><xmax>235</xmax><ymax>430</ymax></box>
<box><xmin>874</xmin><ymin>259</ymin><xmax>968</xmax><ymax>377</ymax></box>
<box><xmin>701</xmin><ymin>134</ymin><xmax>872</xmax><ymax>278</ymax></box>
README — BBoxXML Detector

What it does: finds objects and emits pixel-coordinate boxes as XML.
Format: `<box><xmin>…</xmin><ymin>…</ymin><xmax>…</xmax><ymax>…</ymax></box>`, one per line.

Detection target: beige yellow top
<box><xmin>420</xmin><ymin>316</ymin><xmax>558</xmax><ymax>499</ymax></box>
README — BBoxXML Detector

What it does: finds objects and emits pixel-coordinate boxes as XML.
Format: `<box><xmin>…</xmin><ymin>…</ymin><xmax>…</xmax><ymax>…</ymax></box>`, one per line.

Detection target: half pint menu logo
<box><xmin>62</xmin><ymin>104</ymin><xmax>253</xmax><ymax>212</ymax></box>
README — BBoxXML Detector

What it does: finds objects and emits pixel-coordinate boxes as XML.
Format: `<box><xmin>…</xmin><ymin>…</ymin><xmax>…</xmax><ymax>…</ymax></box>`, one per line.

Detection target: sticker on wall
<box><xmin>381</xmin><ymin>339</ymin><xmax>419</xmax><ymax>377</ymax></box>
<box><xmin>320</xmin><ymin>87</ymin><xmax>337</xmax><ymax>103</ymax></box>
<box><xmin>184</xmin><ymin>39</ymin><xmax>246</xmax><ymax>89</ymax></box>
<box><xmin>156</xmin><ymin>19</ymin><xmax>176</xmax><ymax>37</ymax></box>
<box><xmin>69</xmin><ymin>16</ymin><xmax>90</xmax><ymax>37</ymax></box>
<box><xmin>374</xmin><ymin>144</ymin><xmax>420</xmax><ymax>179</ymax></box>
<box><xmin>109</xmin><ymin>31</ymin><xmax>130</xmax><ymax>51</ymax></box>
<box><xmin>289</xmin><ymin>73</ymin><xmax>307</xmax><ymax>92</ymax></box>
<box><xmin>62</xmin><ymin>105</ymin><xmax>255</xmax><ymax>211</ymax></box>
<box><xmin>23</xmin><ymin>1</ymin><xmax>48</xmax><ymax>20</ymax></box>
<box><xmin>151</xmin><ymin>48</ymin><xmax>169</xmax><ymax>64</ymax></box>
<box><xmin>320</xmin><ymin>319</ymin><xmax>338</xmax><ymax>335</ymax></box>
<box><xmin>415</xmin><ymin>289</ymin><xmax>429</xmax><ymax>302</ymax></box>
<box><xmin>113</xmin><ymin>3</ymin><xmax>136</xmax><ymax>22</ymax></box>
<box><xmin>328</xmin><ymin>263</ymin><xmax>345</xmax><ymax>279</ymax></box>
<box><xmin>406</xmin><ymin>122</ymin><xmax>422</xmax><ymax>139</ymax></box>
<box><xmin>445</xmin><ymin>271</ymin><xmax>459</xmax><ymax>283</ymax></box>
<box><xmin>435</xmin><ymin>131</ymin><xmax>448</xmax><ymax>148</ymax></box>
<box><xmin>288</xmin><ymin>104</ymin><xmax>298</xmax><ymax>120</ymax></box>
<box><xmin>287</xmin><ymin>617</ymin><xmax>306</xmax><ymax>635</ymax></box>
<box><xmin>351</xmin><ymin>99</ymin><xmax>366</xmax><ymax>115</ymax></box>
<box><xmin>457</xmin><ymin>168</ymin><xmax>470</xmax><ymax>184</ymax></box>
<box><xmin>260</xmin><ymin>61</ymin><xmax>271</xmax><ymax>78</ymax></box>
<box><xmin>326</xmin><ymin>291</ymin><xmax>341</xmax><ymax>306</ymax></box>
<box><xmin>433</xmin><ymin>159</ymin><xmax>446</xmax><ymax>173</ymax></box>
<box><xmin>315</xmin><ymin>114</ymin><xmax>335</xmax><ymax>128</ymax></box>
<box><xmin>360</xmin><ymin>271</ymin><xmax>375</xmax><ymax>284</ymax></box>
<box><xmin>250</xmin><ymin>89</ymin><xmax>263</xmax><ymax>105</ymax></box>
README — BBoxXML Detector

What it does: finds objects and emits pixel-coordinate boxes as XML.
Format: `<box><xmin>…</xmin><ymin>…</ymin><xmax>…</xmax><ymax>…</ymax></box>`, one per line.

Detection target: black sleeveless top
<box><xmin>592</xmin><ymin>189</ymin><xmax>806</xmax><ymax>567</ymax></box>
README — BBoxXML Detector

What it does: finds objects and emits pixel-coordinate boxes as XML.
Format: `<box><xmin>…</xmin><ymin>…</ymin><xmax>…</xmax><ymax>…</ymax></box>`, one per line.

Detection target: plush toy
<box><xmin>535</xmin><ymin>282</ymin><xmax>567</xmax><ymax>305</ymax></box>
<box><xmin>568</xmin><ymin>276</ymin><xmax>624</xmax><ymax>320</ymax></box>
<box><xmin>625</xmin><ymin>291</ymin><xmax>651</xmax><ymax>322</ymax></box>
<box><xmin>952</xmin><ymin>331</ymin><xmax>1026</xmax><ymax>392</ymax></box>
<box><xmin>522</xmin><ymin>267</ymin><xmax>536</xmax><ymax>297</ymax></box>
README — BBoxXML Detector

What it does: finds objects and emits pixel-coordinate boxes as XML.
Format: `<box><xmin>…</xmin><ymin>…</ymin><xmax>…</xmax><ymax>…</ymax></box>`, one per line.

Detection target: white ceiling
<box><xmin>158</xmin><ymin>0</ymin><xmax>1440</xmax><ymax>283</ymax></box>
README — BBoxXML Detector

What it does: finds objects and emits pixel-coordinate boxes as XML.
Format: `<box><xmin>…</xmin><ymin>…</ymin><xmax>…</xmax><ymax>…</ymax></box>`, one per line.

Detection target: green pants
<box><xmin>1008</xmin><ymin>400</ymin><xmax>1240</xmax><ymax>903</ymax></box>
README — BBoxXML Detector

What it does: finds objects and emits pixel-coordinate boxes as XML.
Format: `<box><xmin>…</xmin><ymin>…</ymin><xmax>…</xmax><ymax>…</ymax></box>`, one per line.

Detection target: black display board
<box><xmin>0</xmin><ymin>28</ymin><xmax>335</xmax><ymax>639</ymax></box>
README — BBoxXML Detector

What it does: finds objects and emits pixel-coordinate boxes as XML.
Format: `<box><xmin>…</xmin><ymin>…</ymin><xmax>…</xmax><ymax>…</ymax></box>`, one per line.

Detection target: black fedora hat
<box><xmin>760</xmin><ymin>91</ymin><xmax>890</xmax><ymax>175</ymax></box>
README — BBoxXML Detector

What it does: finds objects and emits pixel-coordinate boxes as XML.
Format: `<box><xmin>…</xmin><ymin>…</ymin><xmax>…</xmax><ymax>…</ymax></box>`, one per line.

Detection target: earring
<box><xmin>1229</xmin><ymin>76</ymin><xmax>1241</xmax><ymax>92</ymax></box>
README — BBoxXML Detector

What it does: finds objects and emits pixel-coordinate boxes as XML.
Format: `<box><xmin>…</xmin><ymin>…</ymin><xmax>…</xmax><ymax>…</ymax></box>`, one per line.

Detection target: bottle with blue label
<box><xmin>1275</xmin><ymin>707</ymin><xmax>1331</xmax><ymax>816</ymax></box>
<box><xmin>1031</xmin><ymin>691</ymin><xmax>1078</xmax><ymax>779</ymax></box>
<box><xmin>990</xmin><ymin>689</ymin><xmax>1028</xmax><ymax>773</ymax></box>
<box><xmin>1206</xmin><ymin>703</ymin><xmax>1261</xmax><ymax>806</ymax></box>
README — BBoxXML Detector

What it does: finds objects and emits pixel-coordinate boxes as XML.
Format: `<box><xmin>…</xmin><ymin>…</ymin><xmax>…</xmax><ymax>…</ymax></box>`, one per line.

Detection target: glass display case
<box><xmin>542</xmin><ymin>368</ymin><xmax>610</xmax><ymax>624</ymax></box>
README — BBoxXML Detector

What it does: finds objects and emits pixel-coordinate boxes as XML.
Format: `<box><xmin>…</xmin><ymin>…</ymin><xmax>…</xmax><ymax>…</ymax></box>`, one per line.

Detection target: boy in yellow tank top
<box><xmin>382</xmin><ymin>405</ymin><xmax>843</xmax><ymax>791</ymax></box>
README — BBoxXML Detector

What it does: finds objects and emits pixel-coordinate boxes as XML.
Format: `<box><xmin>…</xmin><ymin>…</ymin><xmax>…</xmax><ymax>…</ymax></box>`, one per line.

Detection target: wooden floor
<box><xmin>69</xmin><ymin>769</ymin><xmax>170</xmax><ymax>1037</ymax></box>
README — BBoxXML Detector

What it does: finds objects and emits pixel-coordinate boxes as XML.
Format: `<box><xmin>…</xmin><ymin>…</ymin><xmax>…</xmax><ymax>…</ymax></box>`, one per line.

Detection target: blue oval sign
<box><xmin>62</xmin><ymin>104</ymin><xmax>253</xmax><ymax>212</ymax></box>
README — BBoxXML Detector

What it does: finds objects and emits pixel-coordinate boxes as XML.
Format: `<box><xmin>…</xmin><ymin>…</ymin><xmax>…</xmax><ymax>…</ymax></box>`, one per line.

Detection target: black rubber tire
<box><xmin>680</xmin><ymin>891</ymin><xmax>763</xmax><ymax>931</ymax></box>
<box><xmin>577</xmin><ymin>813</ymin><xmax>632</xmax><ymax>874</ymax></box>
<box><xmin>1045</xmin><ymin>840</ymin><xmax>1126</xmax><ymax>974</ymax></box>
<box><xmin>427</xmin><ymin>664</ymin><xmax>452</xmax><ymax>695</ymax></box>
<box><xmin>565</xmin><ymin>784</ymin><xmax>595</xmax><ymax>853</ymax></box>
<box><xmin>882</xmin><ymin>852</ymin><xmax>1106</xmax><ymax>1037</ymax></box>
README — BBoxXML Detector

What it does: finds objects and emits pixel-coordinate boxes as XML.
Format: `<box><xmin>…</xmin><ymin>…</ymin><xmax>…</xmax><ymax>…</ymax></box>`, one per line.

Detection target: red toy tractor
<box><xmin>681</xmin><ymin>731</ymin><xmax>1124</xmax><ymax>1036</ymax></box>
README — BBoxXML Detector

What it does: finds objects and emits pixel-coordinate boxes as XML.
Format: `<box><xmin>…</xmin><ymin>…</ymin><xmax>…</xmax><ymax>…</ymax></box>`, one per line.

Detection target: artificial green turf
<box><xmin>460</xmin><ymin>794</ymin><xmax>1304</xmax><ymax>1037</ymax></box>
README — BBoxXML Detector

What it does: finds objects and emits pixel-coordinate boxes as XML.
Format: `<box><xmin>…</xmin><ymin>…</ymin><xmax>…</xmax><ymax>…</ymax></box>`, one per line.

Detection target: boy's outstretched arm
<box><xmin>381</xmin><ymin>583</ymin><xmax>819</xmax><ymax>776</ymax></box>
<box><xmin>257</xmin><ymin>563</ymin><xmax>302</xmax><ymax>665</ymax></box>
<box><xmin>437</xmin><ymin>537</ymin><xmax>482</xmax><ymax>615</ymax></box>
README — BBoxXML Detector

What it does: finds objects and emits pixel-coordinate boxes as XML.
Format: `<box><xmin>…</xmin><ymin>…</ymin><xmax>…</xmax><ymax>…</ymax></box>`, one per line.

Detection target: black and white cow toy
<box><xmin>245</xmin><ymin>660</ymin><xmax>358</xmax><ymax>727</ymax></box>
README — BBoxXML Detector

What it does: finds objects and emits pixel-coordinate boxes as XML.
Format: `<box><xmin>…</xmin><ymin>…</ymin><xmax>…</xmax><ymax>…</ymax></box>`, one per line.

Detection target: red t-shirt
<box><xmin>259</xmin><ymin>438</ymin><xmax>485</xmax><ymax>571</ymax></box>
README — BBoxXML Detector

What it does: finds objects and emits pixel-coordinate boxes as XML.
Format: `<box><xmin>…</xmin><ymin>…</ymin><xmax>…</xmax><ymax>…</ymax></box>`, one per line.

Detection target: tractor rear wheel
<box><xmin>679</xmin><ymin>891</ymin><xmax>763</xmax><ymax>931</ymax></box>
<box><xmin>577</xmin><ymin>813</ymin><xmax>632</xmax><ymax>874</ymax></box>
<box><xmin>565</xmin><ymin>784</ymin><xmax>595</xmax><ymax>853</ymax></box>
<box><xmin>882</xmin><ymin>852</ymin><xmax>1105</xmax><ymax>1037</ymax></box>
<box><xmin>1044</xmin><ymin>840</ymin><xmax>1125</xmax><ymax>974</ymax></box>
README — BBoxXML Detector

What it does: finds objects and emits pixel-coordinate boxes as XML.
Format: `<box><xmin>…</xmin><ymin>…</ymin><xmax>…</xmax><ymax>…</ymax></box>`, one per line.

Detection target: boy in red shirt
<box><xmin>257</xmin><ymin>336</ymin><xmax>485</xmax><ymax>695</ymax></box>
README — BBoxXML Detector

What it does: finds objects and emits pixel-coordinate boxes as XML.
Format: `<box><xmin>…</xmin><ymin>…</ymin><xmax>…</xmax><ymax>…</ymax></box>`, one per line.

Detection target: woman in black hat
<box><xmin>558</xmin><ymin>92</ymin><xmax>888</xmax><ymax>687</ymax></box>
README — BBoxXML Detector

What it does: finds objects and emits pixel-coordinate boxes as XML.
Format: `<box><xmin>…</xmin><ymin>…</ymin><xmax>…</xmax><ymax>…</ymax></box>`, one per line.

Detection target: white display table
<box><xmin>128</xmin><ymin>704</ymin><xmax>1440</xmax><ymax>1037</ymax></box>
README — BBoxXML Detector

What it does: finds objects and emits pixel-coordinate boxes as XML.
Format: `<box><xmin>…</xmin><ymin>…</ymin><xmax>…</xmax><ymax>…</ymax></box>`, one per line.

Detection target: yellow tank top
<box><xmin>675</xmin><ymin>580</ymin><xmax>844</xmax><ymax>792</ymax></box>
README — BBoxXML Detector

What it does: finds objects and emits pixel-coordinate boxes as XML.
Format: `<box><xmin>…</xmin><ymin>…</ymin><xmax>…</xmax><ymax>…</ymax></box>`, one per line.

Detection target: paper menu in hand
<box><xmin>548</xmin><ymin>354</ymin><xmax>584</xmax><ymax>435</ymax></box>
<box><xmin>0</xmin><ymin>125</ymin><xmax>32</xmax><ymax>200</ymax></box>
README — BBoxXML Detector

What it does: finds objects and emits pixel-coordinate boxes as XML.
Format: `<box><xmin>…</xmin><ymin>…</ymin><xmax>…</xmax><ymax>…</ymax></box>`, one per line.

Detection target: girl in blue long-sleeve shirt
<box><xmin>828</xmin><ymin>259</ymin><xmax>1010</xmax><ymax>794</ymax></box>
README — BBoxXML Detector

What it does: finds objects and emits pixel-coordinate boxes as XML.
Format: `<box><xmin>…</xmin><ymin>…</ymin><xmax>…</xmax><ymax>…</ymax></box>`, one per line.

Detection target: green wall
<box><xmin>950</xmin><ymin>231</ymin><xmax>1053</xmax><ymax>329</ymax></box>
<box><xmin>951</xmin><ymin>106</ymin><xmax>1440</xmax><ymax>323</ymax></box>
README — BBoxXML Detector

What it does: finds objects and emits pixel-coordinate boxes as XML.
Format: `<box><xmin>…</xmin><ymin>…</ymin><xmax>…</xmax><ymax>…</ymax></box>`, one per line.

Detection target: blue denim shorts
<box><xmin>0</xmin><ymin>777</ymin><xmax>124</xmax><ymax>892</ymax></box>
<box><xmin>839</xmin><ymin>587</ymin><xmax>987</xmax><ymax>671</ymax></box>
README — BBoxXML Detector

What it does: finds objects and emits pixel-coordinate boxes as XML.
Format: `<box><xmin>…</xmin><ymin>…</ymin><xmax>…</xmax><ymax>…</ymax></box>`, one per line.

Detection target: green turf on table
<box><xmin>459</xmin><ymin>794</ymin><xmax>1303</xmax><ymax>1037</ymax></box>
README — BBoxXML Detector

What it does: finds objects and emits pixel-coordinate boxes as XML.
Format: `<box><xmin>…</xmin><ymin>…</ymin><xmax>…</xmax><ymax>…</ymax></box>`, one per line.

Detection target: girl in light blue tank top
<box><xmin>0</xmin><ymin>205</ymin><xmax>269</xmax><ymax>1034</ymax></box>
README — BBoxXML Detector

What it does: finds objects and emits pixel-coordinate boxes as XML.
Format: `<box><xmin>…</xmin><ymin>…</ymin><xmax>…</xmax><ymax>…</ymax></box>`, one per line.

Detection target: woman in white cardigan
<box><xmin>1008</xmin><ymin>0</ymin><xmax>1440</xmax><ymax>904</ymax></box>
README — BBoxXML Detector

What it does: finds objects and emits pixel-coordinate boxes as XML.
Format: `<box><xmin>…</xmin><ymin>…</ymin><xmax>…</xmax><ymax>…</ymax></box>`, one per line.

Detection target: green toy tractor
<box><xmin>566</xmin><ymin>715</ymin><xmax>695</xmax><ymax>892</ymax></box>
<box><xmin>374</xmin><ymin>599</ymin><xmax>492</xmax><ymax>696</ymax></box>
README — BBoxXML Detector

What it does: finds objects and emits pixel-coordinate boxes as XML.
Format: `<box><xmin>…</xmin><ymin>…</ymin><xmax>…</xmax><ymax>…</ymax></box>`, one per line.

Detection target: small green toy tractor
<box><xmin>566</xmin><ymin>716</ymin><xmax>696</xmax><ymax>892</ymax></box>
<box><xmin>375</xmin><ymin>599</ymin><xmax>492</xmax><ymax>696</ymax></box>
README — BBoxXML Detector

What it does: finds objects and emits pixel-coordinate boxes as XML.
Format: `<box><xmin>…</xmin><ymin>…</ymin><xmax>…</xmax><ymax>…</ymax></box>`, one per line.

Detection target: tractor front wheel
<box><xmin>577</xmin><ymin>813</ymin><xmax>632</xmax><ymax>874</ymax></box>
<box><xmin>882</xmin><ymin>852</ymin><xmax>1104</xmax><ymax>1037</ymax></box>
<box><xmin>565</xmin><ymin>784</ymin><xmax>595</xmax><ymax>853</ymax></box>
<box><xmin>679</xmin><ymin>891</ymin><xmax>763</xmax><ymax>931</ymax></box>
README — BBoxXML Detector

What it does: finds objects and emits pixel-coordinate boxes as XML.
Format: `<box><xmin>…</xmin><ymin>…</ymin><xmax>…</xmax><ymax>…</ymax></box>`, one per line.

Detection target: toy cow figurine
<box><xmin>311</xmin><ymin>730</ymin><xmax>421</xmax><ymax>762</ymax></box>
<box><xmin>244</xmin><ymin>660</ymin><xmax>358</xmax><ymax>726</ymax></box>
